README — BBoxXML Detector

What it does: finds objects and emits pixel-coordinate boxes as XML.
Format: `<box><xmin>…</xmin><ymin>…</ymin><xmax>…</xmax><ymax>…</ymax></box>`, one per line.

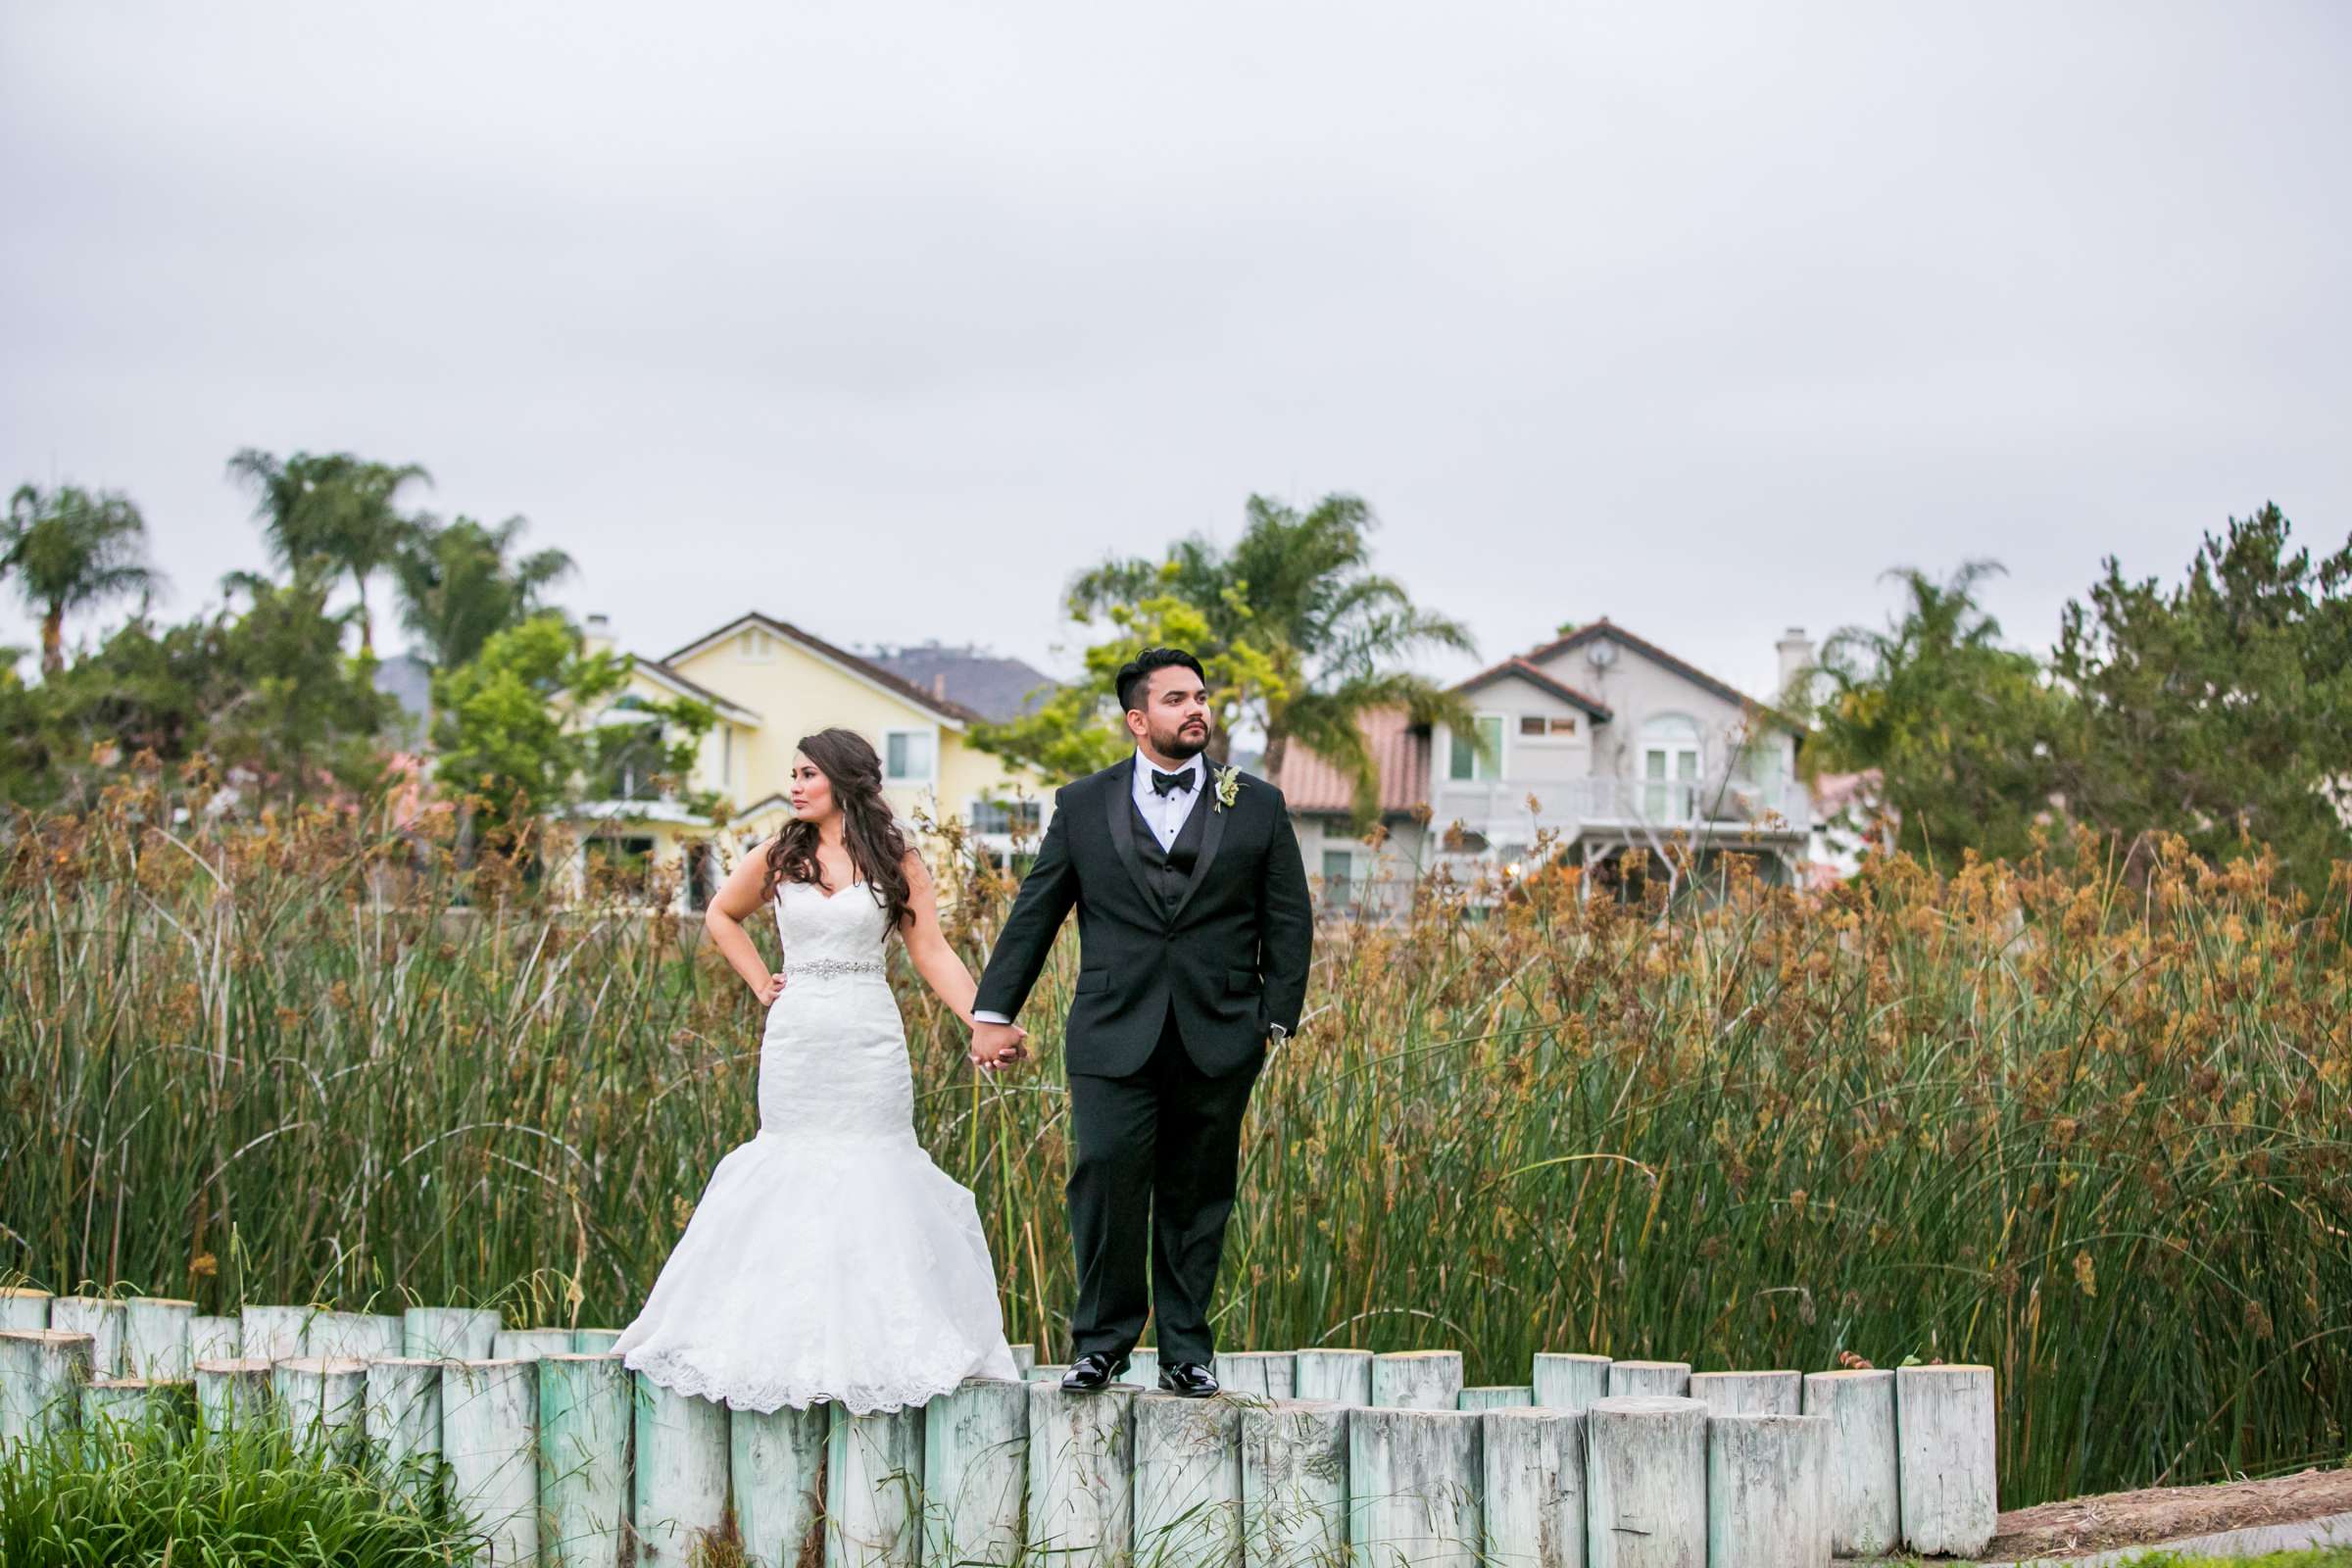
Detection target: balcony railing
<box><xmin>1433</xmin><ymin>775</ymin><xmax>1811</xmax><ymax>840</ymax></box>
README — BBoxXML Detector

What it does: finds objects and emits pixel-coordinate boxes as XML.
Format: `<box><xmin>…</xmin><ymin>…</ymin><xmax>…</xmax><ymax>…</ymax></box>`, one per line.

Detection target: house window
<box><xmin>720</xmin><ymin>727</ymin><xmax>734</xmax><ymax>787</ymax></box>
<box><xmin>969</xmin><ymin>798</ymin><xmax>1043</xmax><ymax>836</ymax></box>
<box><xmin>1519</xmin><ymin>714</ymin><xmax>1579</xmax><ymax>738</ymax></box>
<box><xmin>1447</xmin><ymin>714</ymin><xmax>1505</xmax><ymax>781</ymax></box>
<box><xmin>740</xmin><ymin>627</ymin><xmax>774</xmax><ymax>662</ymax></box>
<box><xmin>1320</xmin><ymin>847</ymin><xmax>1358</xmax><ymax>909</ymax></box>
<box><xmin>884</xmin><ymin>729</ymin><xmax>935</xmax><ymax>783</ymax></box>
<box><xmin>1640</xmin><ymin>713</ymin><xmax>1702</xmax><ymax>818</ymax></box>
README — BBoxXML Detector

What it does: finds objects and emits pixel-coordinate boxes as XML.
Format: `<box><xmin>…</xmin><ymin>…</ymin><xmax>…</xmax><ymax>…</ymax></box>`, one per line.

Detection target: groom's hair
<box><xmin>1116</xmin><ymin>647</ymin><xmax>1206</xmax><ymax>712</ymax></box>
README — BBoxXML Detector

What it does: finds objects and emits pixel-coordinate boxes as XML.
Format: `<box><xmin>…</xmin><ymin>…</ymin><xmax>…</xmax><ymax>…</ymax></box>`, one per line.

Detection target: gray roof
<box><xmin>864</xmin><ymin>643</ymin><xmax>1059</xmax><ymax>724</ymax></box>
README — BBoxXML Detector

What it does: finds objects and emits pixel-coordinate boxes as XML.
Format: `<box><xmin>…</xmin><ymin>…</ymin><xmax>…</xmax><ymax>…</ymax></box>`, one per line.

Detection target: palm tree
<box><xmin>1</xmin><ymin>484</ymin><xmax>168</xmax><ymax>675</ymax></box>
<box><xmin>226</xmin><ymin>448</ymin><xmax>431</xmax><ymax>654</ymax></box>
<box><xmin>393</xmin><ymin>514</ymin><xmax>575</xmax><ymax>669</ymax></box>
<box><xmin>1072</xmin><ymin>493</ymin><xmax>1478</xmax><ymax>825</ymax></box>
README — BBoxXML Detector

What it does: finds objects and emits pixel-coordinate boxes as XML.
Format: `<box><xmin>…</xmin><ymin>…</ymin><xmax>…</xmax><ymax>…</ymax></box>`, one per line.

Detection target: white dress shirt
<box><xmin>1132</xmin><ymin>748</ymin><xmax>1206</xmax><ymax>851</ymax></box>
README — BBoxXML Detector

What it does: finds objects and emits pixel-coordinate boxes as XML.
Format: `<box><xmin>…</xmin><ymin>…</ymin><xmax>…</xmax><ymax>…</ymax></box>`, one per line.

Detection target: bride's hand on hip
<box><xmin>753</xmin><ymin>971</ymin><xmax>787</xmax><ymax>1005</ymax></box>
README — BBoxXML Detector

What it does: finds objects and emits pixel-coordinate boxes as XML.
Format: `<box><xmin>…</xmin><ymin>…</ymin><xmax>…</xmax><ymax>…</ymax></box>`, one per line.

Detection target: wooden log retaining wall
<box><xmin>0</xmin><ymin>1298</ymin><xmax>1999</xmax><ymax>1563</ymax></box>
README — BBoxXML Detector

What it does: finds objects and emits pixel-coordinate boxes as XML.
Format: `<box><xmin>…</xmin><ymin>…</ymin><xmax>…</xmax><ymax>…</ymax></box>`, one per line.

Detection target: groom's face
<box><xmin>1128</xmin><ymin>666</ymin><xmax>1210</xmax><ymax>760</ymax></box>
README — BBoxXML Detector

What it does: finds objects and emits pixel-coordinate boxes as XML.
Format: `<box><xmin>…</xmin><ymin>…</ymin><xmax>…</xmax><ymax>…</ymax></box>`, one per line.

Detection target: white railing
<box><xmin>1433</xmin><ymin>775</ymin><xmax>1811</xmax><ymax>840</ymax></box>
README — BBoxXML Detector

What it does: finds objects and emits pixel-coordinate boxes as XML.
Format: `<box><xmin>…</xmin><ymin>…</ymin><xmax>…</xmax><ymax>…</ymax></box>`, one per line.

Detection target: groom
<box><xmin>970</xmin><ymin>647</ymin><xmax>1312</xmax><ymax>1397</ymax></box>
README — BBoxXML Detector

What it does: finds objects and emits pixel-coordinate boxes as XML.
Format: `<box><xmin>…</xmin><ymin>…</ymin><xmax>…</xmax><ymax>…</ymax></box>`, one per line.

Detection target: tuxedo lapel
<box><xmin>1167</xmin><ymin>768</ymin><xmax>1230</xmax><ymax>925</ymax></box>
<box><xmin>1103</xmin><ymin>758</ymin><xmax>1159</xmax><ymax>911</ymax></box>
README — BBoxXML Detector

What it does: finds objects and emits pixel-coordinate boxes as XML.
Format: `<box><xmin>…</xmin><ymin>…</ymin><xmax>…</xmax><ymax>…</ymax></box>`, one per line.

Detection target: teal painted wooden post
<box><xmin>1530</xmin><ymin>1353</ymin><xmax>1611</xmax><ymax>1413</ymax></box>
<box><xmin>1214</xmin><ymin>1350</ymin><xmax>1297</xmax><ymax>1400</ymax></box>
<box><xmin>1007</xmin><ymin>1344</ymin><xmax>1037</xmax><ymax>1374</ymax></box>
<box><xmin>494</xmin><ymin>1326</ymin><xmax>578</xmax><ymax>1362</ymax></box>
<box><xmin>1347</xmin><ymin>1407</ymin><xmax>1482</xmax><ymax>1568</ymax></box>
<box><xmin>1801</xmin><ymin>1369</ymin><xmax>1897</xmax><ymax>1557</ymax></box>
<box><xmin>1369</xmin><ymin>1350</ymin><xmax>1463</xmax><ymax>1409</ymax></box>
<box><xmin>0</xmin><ymin>1330</ymin><xmax>92</xmax><ymax>1446</ymax></box>
<box><xmin>194</xmin><ymin>1358</ymin><xmax>271</xmax><ymax>1434</ymax></box>
<box><xmin>634</xmin><ymin>1374</ymin><xmax>729</xmax><ymax>1563</ymax></box>
<box><xmin>1602</xmin><ymin>1361</ymin><xmax>1689</xmax><ymax>1399</ymax></box>
<box><xmin>365</xmin><ymin>1357</ymin><xmax>443</xmax><ymax>1508</ymax></box>
<box><xmin>1026</xmin><ymin>1362</ymin><xmax>1069</xmax><ymax>1383</ymax></box>
<box><xmin>827</xmin><ymin>1404</ymin><xmax>926</xmax><ymax>1568</ymax></box>
<box><xmin>1585</xmin><ymin>1396</ymin><xmax>1707</xmax><ymax>1568</ymax></box>
<box><xmin>1481</xmin><ymin>1406</ymin><xmax>1585</xmax><ymax>1568</ymax></box>
<box><xmin>1133</xmin><ymin>1391</ymin><xmax>1243</xmax><ymax>1567</ymax></box>
<box><xmin>404</xmin><ymin>1305</ymin><xmax>500</xmax><ymax>1360</ymax></box>
<box><xmin>446</xmin><ymin>1359</ymin><xmax>541</xmax><ymax>1566</ymax></box>
<box><xmin>1294</xmin><ymin>1348</ymin><xmax>1373</xmax><ymax>1407</ymax></box>
<box><xmin>49</xmin><ymin>1297</ymin><xmax>125</xmax><ymax>1377</ymax></box>
<box><xmin>1895</xmin><ymin>1365</ymin><xmax>1996</xmax><ymax>1558</ymax></box>
<box><xmin>1026</xmin><ymin>1382</ymin><xmax>1137</xmax><ymax>1568</ymax></box>
<box><xmin>1119</xmin><ymin>1347</ymin><xmax>1160</xmax><ymax>1388</ymax></box>
<box><xmin>308</xmin><ymin>1311</ymin><xmax>405</xmax><ymax>1362</ymax></box>
<box><xmin>189</xmin><ymin>1313</ymin><xmax>240</xmax><ymax>1366</ymax></box>
<box><xmin>1239</xmin><ymin>1400</ymin><xmax>1348</xmax><ymax>1567</ymax></box>
<box><xmin>122</xmin><ymin>1298</ymin><xmax>194</xmax><ymax>1381</ymax></box>
<box><xmin>540</xmin><ymin>1352</ymin><xmax>632</xmax><ymax>1567</ymax></box>
<box><xmin>734</xmin><ymin>1400</ymin><xmax>829</xmax><ymax>1568</ymax></box>
<box><xmin>1459</xmin><ymin>1385</ymin><xmax>1535</xmax><ymax>1411</ymax></box>
<box><xmin>1689</xmin><ymin>1370</ymin><xmax>1800</xmax><ymax>1417</ymax></box>
<box><xmin>273</xmin><ymin>1356</ymin><xmax>368</xmax><ymax>1466</ymax></box>
<box><xmin>241</xmin><ymin>1304</ymin><xmax>310</xmax><ymax>1362</ymax></box>
<box><xmin>1706</xmin><ymin>1412</ymin><xmax>1829</xmax><ymax>1568</ymax></box>
<box><xmin>0</xmin><ymin>1288</ymin><xmax>49</xmax><ymax>1332</ymax></box>
<box><xmin>573</xmin><ymin>1328</ymin><xmax>624</xmax><ymax>1354</ymax></box>
<box><xmin>919</xmin><ymin>1378</ymin><xmax>1028</xmax><ymax>1567</ymax></box>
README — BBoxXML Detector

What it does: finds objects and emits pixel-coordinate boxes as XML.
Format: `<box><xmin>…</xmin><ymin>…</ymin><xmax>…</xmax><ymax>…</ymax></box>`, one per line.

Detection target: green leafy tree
<box><xmin>430</xmin><ymin>613</ymin><xmax>630</xmax><ymax>848</ymax></box>
<box><xmin>1800</xmin><ymin>561</ymin><xmax>2070</xmax><ymax>866</ymax></box>
<box><xmin>226</xmin><ymin>449</ymin><xmax>431</xmax><ymax>654</ymax></box>
<box><xmin>980</xmin><ymin>493</ymin><xmax>1475</xmax><ymax>825</ymax></box>
<box><xmin>2</xmin><ymin>484</ymin><xmax>167</xmax><ymax>675</ymax></box>
<box><xmin>395</xmin><ymin>514</ymin><xmax>575</xmax><ymax>669</ymax></box>
<box><xmin>2054</xmin><ymin>503</ymin><xmax>2352</xmax><ymax>901</ymax></box>
<box><xmin>205</xmin><ymin>579</ymin><xmax>400</xmax><ymax>803</ymax></box>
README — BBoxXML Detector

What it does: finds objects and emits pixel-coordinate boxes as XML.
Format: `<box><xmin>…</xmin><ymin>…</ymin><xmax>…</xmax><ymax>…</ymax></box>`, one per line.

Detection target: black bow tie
<box><xmin>1150</xmin><ymin>767</ymin><xmax>1196</xmax><ymax>797</ymax></box>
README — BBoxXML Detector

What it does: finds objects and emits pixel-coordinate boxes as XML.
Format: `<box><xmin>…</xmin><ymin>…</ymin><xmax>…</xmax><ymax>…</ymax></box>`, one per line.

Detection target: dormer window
<box><xmin>741</xmin><ymin>627</ymin><xmax>774</xmax><ymax>662</ymax></box>
<box><xmin>1518</xmin><ymin>714</ymin><xmax>1578</xmax><ymax>738</ymax></box>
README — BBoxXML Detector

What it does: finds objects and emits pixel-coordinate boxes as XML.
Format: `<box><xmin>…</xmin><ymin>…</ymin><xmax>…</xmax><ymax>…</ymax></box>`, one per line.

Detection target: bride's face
<box><xmin>788</xmin><ymin>755</ymin><xmax>836</xmax><ymax>820</ymax></box>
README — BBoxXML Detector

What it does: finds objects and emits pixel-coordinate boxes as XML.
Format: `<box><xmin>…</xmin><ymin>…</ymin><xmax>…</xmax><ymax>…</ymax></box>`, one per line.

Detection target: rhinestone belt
<box><xmin>791</xmin><ymin>957</ymin><xmax>886</xmax><ymax>980</ymax></box>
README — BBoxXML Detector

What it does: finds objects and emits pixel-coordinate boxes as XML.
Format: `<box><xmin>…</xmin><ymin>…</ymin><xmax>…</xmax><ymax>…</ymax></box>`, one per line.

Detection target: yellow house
<box><xmin>560</xmin><ymin>610</ymin><xmax>1056</xmax><ymax>909</ymax></box>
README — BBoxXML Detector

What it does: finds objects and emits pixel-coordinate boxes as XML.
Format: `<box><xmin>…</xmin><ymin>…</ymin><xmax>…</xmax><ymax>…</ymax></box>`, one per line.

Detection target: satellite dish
<box><xmin>1586</xmin><ymin>639</ymin><xmax>1618</xmax><ymax>669</ymax></box>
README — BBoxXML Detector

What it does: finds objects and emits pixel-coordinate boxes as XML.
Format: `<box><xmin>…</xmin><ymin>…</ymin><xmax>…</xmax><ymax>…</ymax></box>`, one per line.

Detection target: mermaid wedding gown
<box><xmin>612</xmin><ymin>875</ymin><xmax>1020</xmax><ymax>1411</ymax></box>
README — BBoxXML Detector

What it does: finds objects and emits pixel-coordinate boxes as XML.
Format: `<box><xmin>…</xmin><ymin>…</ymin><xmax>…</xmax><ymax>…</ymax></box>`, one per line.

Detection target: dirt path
<box><xmin>1985</xmin><ymin>1467</ymin><xmax>2352</xmax><ymax>1560</ymax></box>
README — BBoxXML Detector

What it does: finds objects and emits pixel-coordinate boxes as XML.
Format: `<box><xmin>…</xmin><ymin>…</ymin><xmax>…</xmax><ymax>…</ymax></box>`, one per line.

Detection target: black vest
<box><xmin>1129</xmin><ymin>790</ymin><xmax>1210</xmax><ymax>912</ymax></box>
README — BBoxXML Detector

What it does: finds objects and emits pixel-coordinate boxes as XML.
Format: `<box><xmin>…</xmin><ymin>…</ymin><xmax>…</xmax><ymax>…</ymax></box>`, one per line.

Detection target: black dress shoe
<box><xmin>1060</xmin><ymin>1352</ymin><xmax>1129</xmax><ymax>1392</ymax></box>
<box><xmin>1158</xmin><ymin>1361</ymin><xmax>1219</xmax><ymax>1398</ymax></box>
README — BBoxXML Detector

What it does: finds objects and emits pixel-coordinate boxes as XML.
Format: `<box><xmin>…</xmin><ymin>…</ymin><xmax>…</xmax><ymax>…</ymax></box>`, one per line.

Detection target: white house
<box><xmin>1276</xmin><ymin>618</ymin><xmax>1820</xmax><ymax>907</ymax></box>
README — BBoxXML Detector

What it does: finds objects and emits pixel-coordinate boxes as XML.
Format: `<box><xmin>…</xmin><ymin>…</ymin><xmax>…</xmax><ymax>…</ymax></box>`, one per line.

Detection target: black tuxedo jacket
<box><xmin>973</xmin><ymin>756</ymin><xmax>1312</xmax><ymax>1078</ymax></box>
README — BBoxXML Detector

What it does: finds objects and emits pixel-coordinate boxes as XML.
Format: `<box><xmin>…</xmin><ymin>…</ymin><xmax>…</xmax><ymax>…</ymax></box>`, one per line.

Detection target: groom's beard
<box><xmin>1148</xmin><ymin>719</ymin><xmax>1210</xmax><ymax>761</ymax></box>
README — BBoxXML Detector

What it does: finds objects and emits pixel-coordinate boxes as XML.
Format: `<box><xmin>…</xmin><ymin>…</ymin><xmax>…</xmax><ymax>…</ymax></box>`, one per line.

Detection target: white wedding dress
<box><xmin>612</xmin><ymin>876</ymin><xmax>1020</xmax><ymax>1412</ymax></box>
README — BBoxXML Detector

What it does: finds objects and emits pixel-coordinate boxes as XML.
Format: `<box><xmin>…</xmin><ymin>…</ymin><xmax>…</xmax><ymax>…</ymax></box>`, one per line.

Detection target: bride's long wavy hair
<box><xmin>760</xmin><ymin>728</ymin><xmax>914</xmax><ymax>936</ymax></box>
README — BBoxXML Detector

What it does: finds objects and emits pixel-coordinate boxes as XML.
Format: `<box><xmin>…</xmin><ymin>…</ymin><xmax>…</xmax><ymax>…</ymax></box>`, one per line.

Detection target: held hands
<box><xmin>968</xmin><ymin>1018</ymin><xmax>1030</xmax><ymax>1074</ymax></box>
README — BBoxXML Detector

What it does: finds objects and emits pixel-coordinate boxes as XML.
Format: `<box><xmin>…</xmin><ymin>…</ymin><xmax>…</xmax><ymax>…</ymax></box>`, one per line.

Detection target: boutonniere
<box><xmin>1212</xmin><ymin>763</ymin><xmax>1244</xmax><ymax>811</ymax></box>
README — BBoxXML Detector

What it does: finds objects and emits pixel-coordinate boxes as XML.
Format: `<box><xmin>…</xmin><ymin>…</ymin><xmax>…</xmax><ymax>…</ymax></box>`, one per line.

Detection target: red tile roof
<box><xmin>1268</xmin><ymin>707</ymin><xmax>1431</xmax><ymax>817</ymax></box>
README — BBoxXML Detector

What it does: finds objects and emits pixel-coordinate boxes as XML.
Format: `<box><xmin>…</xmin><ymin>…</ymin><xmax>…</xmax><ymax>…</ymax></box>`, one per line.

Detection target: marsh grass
<box><xmin>3</xmin><ymin>769</ymin><xmax>2348</xmax><ymax>1507</ymax></box>
<box><xmin>0</xmin><ymin>1404</ymin><xmax>472</xmax><ymax>1565</ymax></box>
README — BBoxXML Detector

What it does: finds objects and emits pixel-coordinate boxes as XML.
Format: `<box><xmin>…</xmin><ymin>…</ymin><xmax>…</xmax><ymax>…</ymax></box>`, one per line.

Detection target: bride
<box><xmin>612</xmin><ymin>727</ymin><xmax>1024</xmax><ymax>1411</ymax></box>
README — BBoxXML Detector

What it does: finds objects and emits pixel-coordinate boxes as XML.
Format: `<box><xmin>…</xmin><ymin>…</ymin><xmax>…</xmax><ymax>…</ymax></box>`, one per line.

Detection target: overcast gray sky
<box><xmin>5</xmin><ymin>0</ymin><xmax>2346</xmax><ymax>706</ymax></box>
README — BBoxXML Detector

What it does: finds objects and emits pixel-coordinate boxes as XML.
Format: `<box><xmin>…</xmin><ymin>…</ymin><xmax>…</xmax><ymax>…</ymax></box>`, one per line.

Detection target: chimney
<box><xmin>933</xmin><ymin>672</ymin><xmax>948</xmax><ymax>699</ymax></box>
<box><xmin>583</xmin><ymin>612</ymin><xmax>613</xmax><ymax>658</ymax></box>
<box><xmin>1775</xmin><ymin>626</ymin><xmax>1816</xmax><ymax>707</ymax></box>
